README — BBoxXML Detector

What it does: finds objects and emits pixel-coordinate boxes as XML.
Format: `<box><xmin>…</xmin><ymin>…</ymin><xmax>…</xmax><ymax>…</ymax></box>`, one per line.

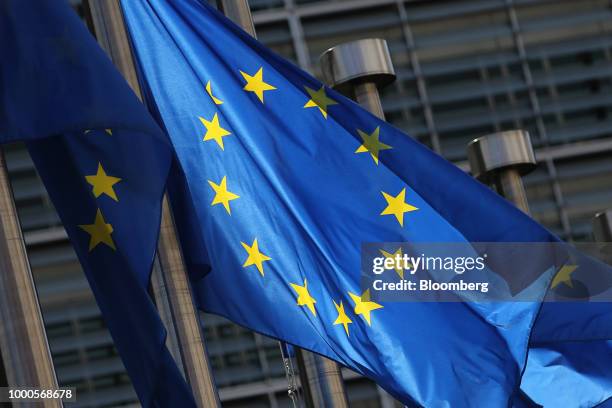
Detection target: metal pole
<box><xmin>320</xmin><ymin>38</ymin><xmax>398</xmax><ymax>408</ymax></box>
<box><xmin>320</xmin><ymin>38</ymin><xmax>396</xmax><ymax>121</ymax></box>
<box><xmin>593</xmin><ymin>210</ymin><xmax>612</xmax><ymax>255</ymax></box>
<box><xmin>295</xmin><ymin>352</ymin><xmax>348</xmax><ymax>408</ymax></box>
<box><xmin>157</xmin><ymin>197</ymin><xmax>220</xmax><ymax>407</ymax></box>
<box><xmin>467</xmin><ymin>130</ymin><xmax>536</xmax><ymax>213</ymax></box>
<box><xmin>354</xmin><ymin>82</ymin><xmax>385</xmax><ymax>119</ymax></box>
<box><xmin>149</xmin><ymin>258</ymin><xmax>184</xmax><ymax>372</ymax></box>
<box><xmin>217</xmin><ymin>0</ymin><xmax>256</xmax><ymax>37</ymax></box>
<box><xmin>495</xmin><ymin>169</ymin><xmax>530</xmax><ymax>214</ymax></box>
<box><xmin>593</xmin><ymin>210</ymin><xmax>612</xmax><ymax>243</ymax></box>
<box><xmin>0</xmin><ymin>151</ymin><xmax>62</xmax><ymax>407</ymax></box>
<box><xmin>86</xmin><ymin>2</ymin><xmax>220</xmax><ymax>407</ymax></box>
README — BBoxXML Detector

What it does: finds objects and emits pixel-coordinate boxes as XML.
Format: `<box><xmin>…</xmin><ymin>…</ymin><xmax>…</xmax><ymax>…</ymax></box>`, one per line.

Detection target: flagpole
<box><xmin>218</xmin><ymin>0</ymin><xmax>256</xmax><ymax>37</ymax></box>
<box><xmin>320</xmin><ymin>38</ymin><xmax>395</xmax><ymax>122</ymax></box>
<box><xmin>0</xmin><ymin>151</ymin><xmax>62</xmax><ymax>407</ymax></box>
<box><xmin>593</xmin><ymin>209</ymin><xmax>612</xmax><ymax>269</ymax></box>
<box><xmin>593</xmin><ymin>210</ymin><xmax>612</xmax><ymax>253</ymax></box>
<box><xmin>85</xmin><ymin>2</ymin><xmax>221</xmax><ymax>407</ymax></box>
<box><xmin>467</xmin><ymin>130</ymin><xmax>536</xmax><ymax>214</ymax></box>
<box><xmin>320</xmin><ymin>38</ymin><xmax>398</xmax><ymax>408</ymax></box>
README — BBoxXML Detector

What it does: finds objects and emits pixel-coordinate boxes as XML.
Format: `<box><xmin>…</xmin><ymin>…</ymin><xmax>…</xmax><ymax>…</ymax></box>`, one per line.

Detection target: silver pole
<box><xmin>157</xmin><ymin>197</ymin><xmax>220</xmax><ymax>407</ymax></box>
<box><xmin>0</xmin><ymin>151</ymin><xmax>62</xmax><ymax>407</ymax></box>
<box><xmin>320</xmin><ymin>38</ymin><xmax>398</xmax><ymax>408</ymax></box>
<box><xmin>495</xmin><ymin>169</ymin><xmax>530</xmax><ymax>214</ymax></box>
<box><xmin>467</xmin><ymin>130</ymin><xmax>537</xmax><ymax>213</ymax></box>
<box><xmin>218</xmin><ymin>0</ymin><xmax>256</xmax><ymax>37</ymax></box>
<box><xmin>295</xmin><ymin>352</ymin><xmax>348</xmax><ymax>408</ymax></box>
<box><xmin>354</xmin><ymin>82</ymin><xmax>385</xmax><ymax>119</ymax></box>
<box><xmin>86</xmin><ymin>2</ymin><xmax>220</xmax><ymax>407</ymax></box>
<box><xmin>149</xmin><ymin>258</ymin><xmax>184</xmax><ymax>372</ymax></box>
<box><xmin>320</xmin><ymin>38</ymin><xmax>396</xmax><ymax>121</ymax></box>
<box><xmin>593</xmin><ymin>210</ymin><xmax>612</xmax><ymax>254</ymax></box>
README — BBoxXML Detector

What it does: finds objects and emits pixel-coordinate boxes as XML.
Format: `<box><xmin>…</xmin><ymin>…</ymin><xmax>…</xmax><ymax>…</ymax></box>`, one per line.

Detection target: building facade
<box><xmin>3</xmin><ymin>0</ymin><xmax>612</xmax><ymax>406</ymax></box>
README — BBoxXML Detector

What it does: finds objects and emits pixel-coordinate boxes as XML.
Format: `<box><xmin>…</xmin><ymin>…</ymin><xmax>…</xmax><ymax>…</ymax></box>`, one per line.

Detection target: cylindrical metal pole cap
<box><xmin>319</xmin><ymin>38</ymin><xmax>396</xmax><ymax>92</ymax></box>
<box><xmin>467</xmin><ymin>130</ymin><xmax>537</xmax><ymax>183</ymax></box>
<box><xmin>593</xmin><ymin>210</ymin><xmax>612</xmax><ymax>244</ymax></box>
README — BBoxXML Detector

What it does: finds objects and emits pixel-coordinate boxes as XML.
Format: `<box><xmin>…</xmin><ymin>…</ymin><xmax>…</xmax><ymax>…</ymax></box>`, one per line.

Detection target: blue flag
<box><xmin>1</xmin><ymin>1</ymin><xmax>195</xmax><ymax>406</ymax></box>
<box><xmin>121</xmin><ymin>0</ymin><xmax>612</xmax><ymax>406</ymax></box>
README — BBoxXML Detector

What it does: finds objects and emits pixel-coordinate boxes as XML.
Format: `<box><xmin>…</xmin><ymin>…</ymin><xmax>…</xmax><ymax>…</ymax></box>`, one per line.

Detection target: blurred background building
<box><xmin>3</xmin><ymin>0</ymin><xmax>612</xmax><ymax>406</ymax></box>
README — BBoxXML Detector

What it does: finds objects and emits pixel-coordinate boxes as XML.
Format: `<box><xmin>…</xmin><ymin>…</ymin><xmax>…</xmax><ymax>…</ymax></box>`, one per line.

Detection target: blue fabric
<box><xmin>1</xmin><ymin>1</ymin><xmax>194</xmax><ymax>406</ymax></box>
<box><xmin>121</xmin><ymin>0</ymin><xmax>612</xmax><ymax>406</ymax></box>
<box><xmin>523</xmin><ymin>252</ymin><xmax>612</xmax><ymax>407</ymax></box>
<box><xmin>521</xmin><ymin>341</ymin><xmax>612</xmax><ymax>408</ymax></box>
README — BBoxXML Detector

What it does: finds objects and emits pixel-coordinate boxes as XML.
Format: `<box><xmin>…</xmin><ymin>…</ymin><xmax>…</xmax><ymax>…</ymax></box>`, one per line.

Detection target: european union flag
<box><xmin>1</xmin><ymin>1</ymin><xmax>194</xmax><ymax>406</ymax></box>
<box><xmin>122</xmin><ymin>0</ymin><xmax>612</xmax><ymax>406</ymax></box>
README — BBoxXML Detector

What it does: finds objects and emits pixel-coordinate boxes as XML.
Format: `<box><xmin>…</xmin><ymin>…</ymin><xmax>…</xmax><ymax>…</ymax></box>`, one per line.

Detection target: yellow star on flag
<box><xmin>199</xmin><ymin>113</ymin><xmax>231</xmax><ymax>150</ymax></box>
<box><xmin>85</xmin><ymin>163</ymin><xmax>122</xmax><ymax>202</ymax></box>
<box><xmin>380</xmin><ymin>188</ymin><xmax>418</xmax><ymax>227</ymax></box>
<box><xmin>208</xmin><ymin>176</ymin><xmax>239</xmax><ymax>214</ymax></box>
<box><xmin>355</xmin><ymin>126</ymin><xmax>392</xmax><ymax>165</ymax></box>
<box><xmin>303</xmin><ymin>86</ymin><xmax>337</xmax><ymax>118</ymax></box>
<box><xmin>290</xmin><ymin>279</ymin><xmax>317</xmax><ymax>316</ymax></box>
<box><xmin>333</xmin><ymin>300</ymin><xmax>352</xmax><ymax>336</ymax></box>
<box><xmin>240</xmin><ymin>67</ymin><xmax>276</xmax><ymax>103</ymax></box>
<box><xmin>380</xmin><ymin>248</ymin><xmax>409</xmax><ymax>279</ymax></box>
<box><xmin>241</xmin><ymin>238</ymin><xmax>271</xmax><ymax>276</ymax></box>
<box><xmin>79</xmin><ymin>209</ymin><xmax>116</xmax><ymax>252</ymax></box>
<box><xmin>206</xmin><ymin>80</ymin><xmax>223</xmax><ymax>105</ymax></box>
<box><xmin>551</xmin><ymin>264</ymin><xmax>578</xmax><ymax>289</ymax></box>
<box><xmin>348</xmin><ymin>289</ymin><xmax>383</xmax><ymax>326</ymax></box>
